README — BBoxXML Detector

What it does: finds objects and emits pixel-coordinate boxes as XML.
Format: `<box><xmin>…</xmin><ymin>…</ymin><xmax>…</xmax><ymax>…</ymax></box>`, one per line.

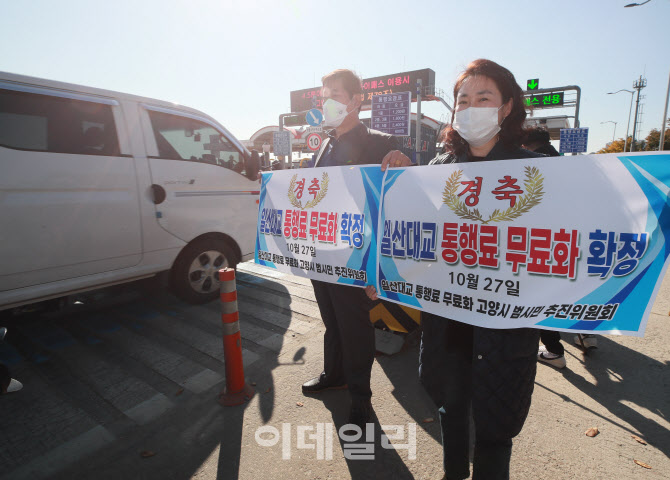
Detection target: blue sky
<box><xmin>1</xmin><ymin>0</ymin><xmax>669</xmax><ymax>153</ymax></box>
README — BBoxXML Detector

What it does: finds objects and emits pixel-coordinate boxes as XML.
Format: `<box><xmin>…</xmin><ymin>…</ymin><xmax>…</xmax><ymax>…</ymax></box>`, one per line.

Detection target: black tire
<box><xmin>171</xmin><ymin>238</ymin><xmax>236</xmax><ymax>304</ymax></box>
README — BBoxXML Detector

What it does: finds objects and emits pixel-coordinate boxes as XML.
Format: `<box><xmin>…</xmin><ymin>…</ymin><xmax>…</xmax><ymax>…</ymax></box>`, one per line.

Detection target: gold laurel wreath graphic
<box><xmin>288</xmin><ymin>172</ymin><xmax>329</xmax><ymax>210</ymax></box>
<box><xmin>443</xmin><ymin>166</ymin><xmax>544</xmax><ymax>224</ymax></box>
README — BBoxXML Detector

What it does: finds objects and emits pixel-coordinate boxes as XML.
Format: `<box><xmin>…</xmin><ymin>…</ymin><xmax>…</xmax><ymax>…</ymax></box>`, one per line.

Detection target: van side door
<box><xmin>0</xmin><ymin>84</ymin><xmax>142</xmax><ymax>291</ymax></box>
<box><xmin>139</xmin><ymin>106</ymin><xmax>259</xmax><ymax>257</ymax></box>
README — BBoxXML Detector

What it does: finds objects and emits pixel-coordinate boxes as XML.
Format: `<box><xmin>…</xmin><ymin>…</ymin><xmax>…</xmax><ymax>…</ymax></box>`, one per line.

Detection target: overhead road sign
<box><xmin>560</xmin><ymin>127</ymin><xmax>589</xmax><ymax>153</ymax></box>
<box><xmin>527</xmin><ymin>79</ymin><xmax>539</xmax><ymax>90</ymax></box>
<box><xmin>371</xmin><ymin>92</ymin><xmax>411</xmax><ymax>136</ymax></box>
<box><xmin>525</xmin><ymin>91</ymin><xmax>564</xmax><ymax>108</ymax></box>
<box><xmin>290</xmin><ymin>68</ymin><xmax>435</xmax><ymax>112</ymax></box>
<box><xmin>283</xmin><ymin>113</ymin><xmax>307</xmax><ymax>127</ymax></box>
<box><xmin>524</xmin><ymin>85</ymin><xmax>582</xmax><ymax>136</ymax></box>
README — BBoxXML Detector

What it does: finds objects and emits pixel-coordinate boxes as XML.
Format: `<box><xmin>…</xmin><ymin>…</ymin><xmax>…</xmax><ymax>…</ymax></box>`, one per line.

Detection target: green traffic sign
<box><xmin>524</xmin><ymin>91</ymin><xmax>564</xmax><ymax>108</ymax></box>
<box><xmin>527</xmin><ymin>79</ymin><xmax>539</xmax><ymax>91</ymax></box>
<box><xmin>283</xmin><ymin>113</ymin><xmax>307</xmax><ymax>127</ymax></box>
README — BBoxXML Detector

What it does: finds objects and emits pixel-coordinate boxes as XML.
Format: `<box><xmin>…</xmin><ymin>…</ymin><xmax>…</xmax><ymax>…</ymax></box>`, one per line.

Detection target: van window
<box><xmin>0</xmin><ymin>88</ymin><xmax>120</xmax><ymax>156</ymax></box>
<box><xmin>148</xmin><ymin>110</ymin><xmax>245</xmax><ymax>174</ymax></box>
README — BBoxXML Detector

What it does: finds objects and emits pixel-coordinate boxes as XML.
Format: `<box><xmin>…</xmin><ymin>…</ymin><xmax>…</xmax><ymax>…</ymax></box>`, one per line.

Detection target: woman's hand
<box><xmin>381</xmin><ymin>150</ymin><xmax>412</xmax><ymax>171</ymax></box>
<box><xmin>365</xmin><ymin>285</ymin><xmax>379</xmax><ymax>301</ymax></box>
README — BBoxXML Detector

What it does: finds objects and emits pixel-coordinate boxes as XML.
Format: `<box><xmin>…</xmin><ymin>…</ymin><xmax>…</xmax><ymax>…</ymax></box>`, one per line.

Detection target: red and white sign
<box><xmin>307</xmin><ymin>133</ymin><xmax>322</xmax><ymax>151</ymax></box>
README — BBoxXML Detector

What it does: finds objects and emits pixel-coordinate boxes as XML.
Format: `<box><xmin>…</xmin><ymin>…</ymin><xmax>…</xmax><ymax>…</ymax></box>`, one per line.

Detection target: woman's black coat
<box><xmin>419</xmin><ymin>142</ymin><xmax>544</xmax><ymax>441</ymax></box>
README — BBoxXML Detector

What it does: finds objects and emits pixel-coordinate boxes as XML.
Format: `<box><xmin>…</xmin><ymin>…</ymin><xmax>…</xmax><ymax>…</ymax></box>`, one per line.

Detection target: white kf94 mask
<box><xmin>322</xmin><ymin>98</ymin><xmax>350</xmax><ymax>127</ymax></box>
<box><xmin>452</xmin><ymin>106</ymin><xmax>504</xmax><ymax>147</ymax></box>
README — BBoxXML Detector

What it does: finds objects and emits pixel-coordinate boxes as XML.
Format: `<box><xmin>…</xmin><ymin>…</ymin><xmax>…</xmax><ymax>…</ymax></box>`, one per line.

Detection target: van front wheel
<box><xmin>171</xmin><ymin>239</ymin><xmax>236</xmax><ymax>304</ymax></box>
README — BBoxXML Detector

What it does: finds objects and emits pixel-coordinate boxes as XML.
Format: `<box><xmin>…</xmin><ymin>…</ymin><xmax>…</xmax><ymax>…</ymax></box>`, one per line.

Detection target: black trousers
<box><xmin>311</xmin><ymin>280</ymin><xmax>375</xmax><ymax>400</ymax></box>
<box><xmin>540</xmin><ymin>330</ymin><xmax>564</xmax><ymax>355</ymax></box>
<box><xmin>421</xmin><ymin>315</ymin><xmax>513</xmax><ymax>480</ymax></box>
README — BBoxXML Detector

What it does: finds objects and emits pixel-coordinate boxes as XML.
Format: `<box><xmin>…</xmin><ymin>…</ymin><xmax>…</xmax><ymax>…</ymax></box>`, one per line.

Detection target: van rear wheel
<box><xmin>171</xmin><ymin>238</ymin><xmax>236</xmax><ymax>304</ymax></box>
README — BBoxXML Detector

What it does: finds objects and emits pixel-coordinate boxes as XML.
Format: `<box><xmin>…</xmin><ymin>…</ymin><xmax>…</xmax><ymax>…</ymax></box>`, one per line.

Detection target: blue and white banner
<box><xmin>256</xmin><ymin>152</ymin><xmax>670</xmax><ymax>336</ymax></box>
<box><xmin>256</xmin><ymin>166</ymin><xmax>384</xmax><ymax>287</ymax></box>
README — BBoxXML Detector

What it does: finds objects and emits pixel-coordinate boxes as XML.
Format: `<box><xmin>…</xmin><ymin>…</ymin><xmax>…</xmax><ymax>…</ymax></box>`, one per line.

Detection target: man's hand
<box><xmin>364</xmin><ymin>285</ymin><xmax>378</xmax><ymax>301</ymax></box>
<box><xmin>381</xmin><ymin>150</ymin><xmax>413</xmax><ymax>171</ymax></box>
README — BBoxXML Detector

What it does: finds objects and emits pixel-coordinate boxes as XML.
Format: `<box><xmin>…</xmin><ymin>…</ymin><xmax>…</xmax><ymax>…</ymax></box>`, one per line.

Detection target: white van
<box><xmin>0</xmin><ymin>71</ymin><xmax>260</xmax><ymax>310</ymax></box>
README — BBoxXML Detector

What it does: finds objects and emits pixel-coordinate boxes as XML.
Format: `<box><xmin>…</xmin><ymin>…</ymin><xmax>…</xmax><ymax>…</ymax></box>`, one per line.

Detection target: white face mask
<box><xmin>452</xmin><ymin>106</ymin><xmax>504</xmax><ymax>147</ymax></box>
<box><xmin>322</xmin><ymin>98</ymin><xmax>350</xmax><ymax>127</ymax></box>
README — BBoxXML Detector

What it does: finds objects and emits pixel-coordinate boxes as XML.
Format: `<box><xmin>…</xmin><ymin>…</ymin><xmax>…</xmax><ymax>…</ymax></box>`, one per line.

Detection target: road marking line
<box><xmin>124</xmin><ymin>393</ymin><xmax>174</xmax><ymax>425</ymax></box>
<box><xmin>6</xmin><ymin>425</ymin><xmax>115</xmax><ymax>480</ymax></box>
<box><xmin>183</xmin><ymin>368</ymin><xmax>224</xmax><ymax>394</ymax></box>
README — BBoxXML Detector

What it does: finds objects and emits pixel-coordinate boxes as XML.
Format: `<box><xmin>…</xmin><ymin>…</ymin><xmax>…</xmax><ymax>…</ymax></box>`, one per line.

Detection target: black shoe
<box><xmin>347</xmin><ymin>398</ymin><xmax>372</xmax><ymax>428</ymax></box>
<box><xmin>302</xmin><ymin>374</ymin><xmax>347</xmax><ymax>394</ymax></box>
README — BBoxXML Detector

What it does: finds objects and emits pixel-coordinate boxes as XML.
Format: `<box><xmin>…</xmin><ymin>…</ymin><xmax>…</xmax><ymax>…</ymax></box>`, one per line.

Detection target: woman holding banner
<box><xmin>368</xmin><ymin>59</ymin><xmax>542</xmax><ymax>480</ymax></box>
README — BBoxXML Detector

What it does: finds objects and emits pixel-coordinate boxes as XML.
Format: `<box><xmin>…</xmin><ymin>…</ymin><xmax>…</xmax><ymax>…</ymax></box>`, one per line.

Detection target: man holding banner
<box><xmin>256</xmin><ymin>62</ymin><xmax>669</xmax><ymax>476</ymax></box>
<box><xmin>301</xmin><ymin>69</ymin><xmax>397</xmax><ymax>428</ymax></box>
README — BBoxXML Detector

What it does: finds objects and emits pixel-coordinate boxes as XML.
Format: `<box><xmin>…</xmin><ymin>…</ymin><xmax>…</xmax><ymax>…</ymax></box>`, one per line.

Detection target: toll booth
<box><xmin>362</xmin><ymin>113</ymin><xmax>442</xmax><ymax>163</ymax></box>
<box><xmin>524</xmin><ymin>115</ymin><xmax>571</xmax><ymax>140</ymax></box>
<box><xmin>245</xmin><ymin>113</ymin><xmax>442</xmax><ymax>167</ymax></box>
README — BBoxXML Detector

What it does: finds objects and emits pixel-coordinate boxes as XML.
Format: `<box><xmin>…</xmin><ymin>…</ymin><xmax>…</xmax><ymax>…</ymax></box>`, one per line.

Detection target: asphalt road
<box><xmin>1</xmin><ymin>262</ymin><xmax>669</xmax><ymax>480</ymax></box>
<box><xmin>0</xmin><ymin>262</ymin><xmax>324</xmax><ymax>480</ymax></box>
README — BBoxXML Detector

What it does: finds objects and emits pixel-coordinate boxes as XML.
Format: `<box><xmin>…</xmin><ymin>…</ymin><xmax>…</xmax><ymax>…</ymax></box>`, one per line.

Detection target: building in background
<box><xmin>243</xmin><ymin>113</ymin><xmax>442</xmax><ymax>167</ymax></box>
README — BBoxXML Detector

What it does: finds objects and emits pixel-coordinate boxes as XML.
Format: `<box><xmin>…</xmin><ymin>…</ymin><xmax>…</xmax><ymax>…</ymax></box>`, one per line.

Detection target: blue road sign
<box><xmin>560</xmin><ymin>128</ymin><xmax>589</xmax><ymax>153</ymax></box>
<box><xmin>371</xmin><ymin>91</ymin><xmax>411</xmax><ymax>136</ymax></box>
<box><xmin>306</xmin><ymin>109</ymin><xmax>323</xmax><ymax>127</ymax></box>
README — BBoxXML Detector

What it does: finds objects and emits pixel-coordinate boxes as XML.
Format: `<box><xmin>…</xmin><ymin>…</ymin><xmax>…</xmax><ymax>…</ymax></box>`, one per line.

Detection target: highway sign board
<box><xmin>290</xmin><ymin>68</ymin><xmax>435</xmax><ymax>111</ymax></box>
<box><xmin>283</xmin><ymin>113</ymin><xmax>307</xmax><ymax>127</ymax></box>
<box><xmin>371</xmin><ymin>91</ymin><xmax>411</xmax><ymax>136</ymax></box>
<box><xmin>273</xmin><ymin>131</ymin><xmax>291</xmax><ymax>156</ymax></box>
<box><xmin>560</xmin><ymin>128</ymin><xmax>589</xmax><ymax>153</ymax></box>
<box><xmin>306</xmin><ymin>109</ymin><xmax>323</xmax><ymax>127</ymax></box>
<box><xmin>306</xmin><ymin>133</ymin><xmax>322</xmax><ymax>151</ymax></box>
<box><xmin>527</xmin><ymin>79</ymin><xmax>539</xmax><ymax>90</ymax></box>
<box><xmin>525</xmin><ymin>91</ymin><xmax>564</xmax><ymax>108</ymax></box>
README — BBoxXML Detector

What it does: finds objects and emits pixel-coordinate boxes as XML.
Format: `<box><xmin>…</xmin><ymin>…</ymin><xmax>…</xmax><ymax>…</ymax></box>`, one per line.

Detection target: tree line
<box><xmin>597</xmin><ymin>118</ymin><xmax>670</xmax><ymax>153</ymax></box>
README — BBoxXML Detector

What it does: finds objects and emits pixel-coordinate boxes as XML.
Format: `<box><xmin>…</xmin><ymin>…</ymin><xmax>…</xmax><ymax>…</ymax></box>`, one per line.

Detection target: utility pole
<box><xmin>278</xmin><ymin>114</ymin><xmax>289</xmax><ymax>169</ymax></box>
<box><xmin>415</xmin><ymin>79</ymin><xmax>422</xmax><ymax>165</ymax></box>
<box><xmin>630</xmin><ymin>76</ymin><xmax>647</xmax><ymax>152</ymax></box>
<box><xmin>660</xmin><ymin>69</ymin><xmax>669</xmax><ymax>151</ymax></box>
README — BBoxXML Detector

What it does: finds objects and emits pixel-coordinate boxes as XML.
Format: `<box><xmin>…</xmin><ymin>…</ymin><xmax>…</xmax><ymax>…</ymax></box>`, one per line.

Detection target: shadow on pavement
<box><xmin>216</xmin><ymin>402</ymin><xmax>249</xmax><ymax>479</ymax></box>
<box><xmin>17</xmin><ymin>271</ymin><xmax>300</xmax><ymax>480</ymax></box>
<box><xmin>304</xmin><ymin>327</ymin><xmax>447</xmax><ymax>478</ymax></box>
<box><xmin>133</xmin><ymin>274</ymin><xmax>292</xmax><ymax>480</ymax></box>
<box><xmin>374</xmin><ymin>331</ymin><xmax>443</xmax><ymax>446</ymax></box>
<box><xmin>538</xmin><ymin>335</ymin><xmax>670</xmax><ymax>457</ymax></box>
<box><xmin>320</xmin><ymin>392</ymin><xmax>416</xmax><ymax>480</ymax></box>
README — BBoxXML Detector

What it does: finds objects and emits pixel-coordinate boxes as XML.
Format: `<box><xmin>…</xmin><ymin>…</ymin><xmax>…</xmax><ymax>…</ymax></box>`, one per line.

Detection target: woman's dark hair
<box><xmin>441</xmin><ymin>59</ymin><xmax>527</xmax><ymax>156</ymax></box>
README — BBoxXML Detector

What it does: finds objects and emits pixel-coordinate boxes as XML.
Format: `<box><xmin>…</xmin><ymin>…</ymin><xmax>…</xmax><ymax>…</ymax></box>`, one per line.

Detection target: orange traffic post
<box><xmin>217</xmin><ymin>267</ymin><xmax>255</xmax><ymax>406</ymax></box>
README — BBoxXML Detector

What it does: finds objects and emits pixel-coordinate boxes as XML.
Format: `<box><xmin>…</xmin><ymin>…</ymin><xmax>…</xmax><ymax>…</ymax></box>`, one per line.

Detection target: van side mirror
<box><xmin>246</xmin><ymin>150</ymin><xmax>261</xmax><ymax>180</ymax></box>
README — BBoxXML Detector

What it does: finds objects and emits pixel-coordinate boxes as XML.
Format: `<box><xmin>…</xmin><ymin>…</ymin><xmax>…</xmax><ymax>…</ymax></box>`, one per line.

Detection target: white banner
<box><xmin>256</xmin><ymin>152</ymin><xmax>670</xmax><ymax>336</ymax></box>
<box><xmin>256</xmin><ymin>166</ymin><xmax>383</xmax><ymax>287</ymax></box>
